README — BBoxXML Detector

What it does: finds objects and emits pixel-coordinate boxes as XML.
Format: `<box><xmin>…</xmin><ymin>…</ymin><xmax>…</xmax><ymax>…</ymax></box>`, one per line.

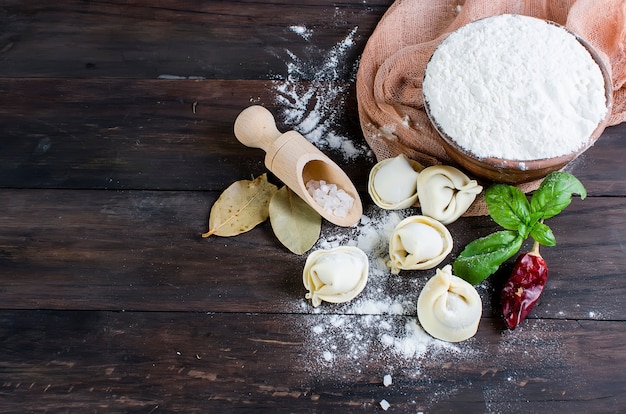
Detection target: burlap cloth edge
<box><xmin>355</xmin><ymin>0</ymin><xmax>626</xmax><ymax>217</ymax></box>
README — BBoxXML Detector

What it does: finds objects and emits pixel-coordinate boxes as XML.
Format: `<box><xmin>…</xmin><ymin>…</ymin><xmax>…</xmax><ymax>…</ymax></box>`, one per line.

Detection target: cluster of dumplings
<box><xmin>372</xmin><ymin>154</ymin><xmax>482</xmax><ymax>275</ymax></box>
<box><xmin>369</xmin><ymin>154</ymin><xmax>482</xmax><ymax>224</ymax></box>
<box><xmin>301</xmin><ymin>154</ymin><xmax>484</xmax><ymax>342</ymax></box>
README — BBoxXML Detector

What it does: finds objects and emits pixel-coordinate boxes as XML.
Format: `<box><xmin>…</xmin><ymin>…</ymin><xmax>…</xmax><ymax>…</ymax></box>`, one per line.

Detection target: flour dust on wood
<box><xmin>292</xmin><ymin>207</ymin><xmax>481</xmax><ymax>372</ymax></box>
<box><xmin>288</xmin><ymin>206</ymin><xmax>573</xmax><ymax>411</ymax></box>
<box><xmin>270</xmin><ymin>23</ymin><xmax>371</xmax><ymax>161</ymax></box>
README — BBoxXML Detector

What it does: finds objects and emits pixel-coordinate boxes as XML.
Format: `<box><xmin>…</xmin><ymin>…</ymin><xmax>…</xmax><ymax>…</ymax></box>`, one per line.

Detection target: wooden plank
<box><xmin>1</xmin><ymin>188</ymin><xmax>624</xmax><ymax>320</ymax></box>
<box><xmin>1</xmin><ymin>2</ymin><xmax>624</xmax><ymax>412</ymax></box>
<box><xmin>569</xmin><ymin>124</ymin><xmax>626</xmax><ymax>195</ymax></box>
<box><xmin>0</xmin><ymin>78</ymin><xmax>371</xmax><ymax>190</ymax></box>
<box><xmin>0</xmin><ymin>310</ymin><xmax>624</xmax><ymax>412</ymax></box>
<box><xmin>1</xmin><ymin>78</ymin><xmax>625</xmax><ymax>193</ymax></box>
<box><xmin>0</xmin><ymin>0</ymin><xmax>392</xmax><ymax>79</ymax></box>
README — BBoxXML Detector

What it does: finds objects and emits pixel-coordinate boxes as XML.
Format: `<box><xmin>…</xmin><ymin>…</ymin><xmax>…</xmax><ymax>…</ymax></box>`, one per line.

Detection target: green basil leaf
<box><xmin>530</xmin><ymin>222</ymin><xmax>556</xmax><ymax>246</ymax></box>
<box><xmin>485</xmin><ymin>184</ymin><xmax>531</xmax><ymax>231</ymax></box>
<box><xmin>453</xmin><ymin>230</ymin><xmax>524</xmax><ymax>285</ymax></box>
<box><xmin>516</xmin><ymin>222</ymin><xmax>530</xmax><ymax>240</ymax></box>
<box><xmin>531</xmin><ymin>172</ymin><xmax>587</xmax><ymax>220</ymax></box>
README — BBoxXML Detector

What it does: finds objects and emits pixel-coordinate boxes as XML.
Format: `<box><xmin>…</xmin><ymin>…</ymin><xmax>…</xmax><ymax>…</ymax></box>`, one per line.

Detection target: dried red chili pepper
<box><xmin>501</xmin><ymin>241</ymin><xmax>548</xmax><ymax>329</ymax></box>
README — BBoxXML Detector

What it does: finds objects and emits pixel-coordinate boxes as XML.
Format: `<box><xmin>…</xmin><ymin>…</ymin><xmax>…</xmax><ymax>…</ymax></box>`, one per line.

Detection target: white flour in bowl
<box><xmin>423</xmin><ymin>14</ymin><xmax>607</xmax><ymax>161</ymax></box>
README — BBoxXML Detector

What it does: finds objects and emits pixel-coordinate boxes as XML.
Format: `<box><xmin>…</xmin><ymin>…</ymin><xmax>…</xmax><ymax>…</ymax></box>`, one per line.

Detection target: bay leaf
<box><xmin>269</xmin><ymin>186</ymin><xmax>321</xmax><ymax>254</ymax></box>
<box><xmin>202</xmin><ymin>173</ymin><xmax>278</xmax><ymax>238</ymax></box>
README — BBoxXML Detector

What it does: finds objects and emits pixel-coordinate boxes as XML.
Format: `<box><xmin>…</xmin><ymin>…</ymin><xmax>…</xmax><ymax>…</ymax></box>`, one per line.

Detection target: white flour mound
<box><xmin>423</xmin><ymin>14</ymin><xmax>607</xmax><ymax>161</ymax></box>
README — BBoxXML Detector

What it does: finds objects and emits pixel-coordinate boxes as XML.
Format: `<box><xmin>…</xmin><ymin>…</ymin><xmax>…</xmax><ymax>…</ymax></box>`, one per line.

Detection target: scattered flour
<box><xmin>482</xmin><ymin>319</ymin><xmax>578</xmax><ymax>413</ymax></box>
<box><xmin>289</xmin><ymin>25</ymin><xmax>313</xmax><ymax>41</ymax></box>
<box><xmin>291</xmin><ymin>207</ymin><xmax>575</xmax><ymax>411</ymax></box>
<box><xmin>272</xmin><ymin>24</ymin><xmax>371</xmax><ymax>161</ymax></box>
<box><xmin>267</xmin><ymin>15</ymin><xmax>584</xmax><ymax>411</ymax></box>
<box><xmin>423</xmin><ymin>14</ymin><xmax>607</xmax><ymax>161</ymax></box>
<box><xmin>273</xmin><ymin>17</ymin><xmax>473</xmax><ymax>376</ymax></box>
<box><xmin>293</xmin><ymin>206</ymin><xmax>479</xmax><ymax>376</ymax></box>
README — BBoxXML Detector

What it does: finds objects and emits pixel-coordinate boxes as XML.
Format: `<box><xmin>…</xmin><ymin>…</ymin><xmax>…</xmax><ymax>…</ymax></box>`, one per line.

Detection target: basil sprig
<box><xmin>453</xmin><ymin>171</ymin><xmax>586</xmax><ymax>285</ymax></box>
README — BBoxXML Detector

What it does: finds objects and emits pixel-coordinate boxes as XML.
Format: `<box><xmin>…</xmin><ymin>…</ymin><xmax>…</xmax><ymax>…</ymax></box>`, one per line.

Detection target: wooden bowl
<box><xmin>424</xmin><ymin>20</ymin><xmax>613</xmax><ymax>185</ymax></box>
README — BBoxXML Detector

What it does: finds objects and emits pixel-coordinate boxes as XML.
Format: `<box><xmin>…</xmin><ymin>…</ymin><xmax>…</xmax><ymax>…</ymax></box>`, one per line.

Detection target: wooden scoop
<box><xmin>233</xmin><ymin>105</ymin><xmax>363</xmax><ymax>227</ymax></box>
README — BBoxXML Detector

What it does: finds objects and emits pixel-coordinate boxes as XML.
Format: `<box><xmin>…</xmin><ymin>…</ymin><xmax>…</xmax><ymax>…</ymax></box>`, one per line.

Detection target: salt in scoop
<box><xmin>234</xmin><ymin>105</ymin><xmax>362</xmax><ymax>226</ymax></box>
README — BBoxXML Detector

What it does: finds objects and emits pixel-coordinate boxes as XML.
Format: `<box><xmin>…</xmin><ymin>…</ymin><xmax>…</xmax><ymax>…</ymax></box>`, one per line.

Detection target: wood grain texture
<box><xmin>1</xmin><ymin>0</ymin><xmax>625</xmax><ymax>412</ymax></box>
<box><xmin>0</xmin><ymin>0</ymin><xmax>391</xmax><ymax>79</ymax></box>
<box><xmin>0</xmin><ymin>78</ymin><xmax>370</xmax><ymax>191</ymax></box>
<box><xmin>0</xmin><ymin>78</ymin><xmax>624</xmax><ymax>193</ymax></box>
<box><xmin>0</xmin><ymin>189</ymin><xmax>624</xmax><ymax>321</ymax></box>
<box><xmin>0</xmin><ymin>311</ymin><xmax>624</xmax><ymax>413</ymax></box>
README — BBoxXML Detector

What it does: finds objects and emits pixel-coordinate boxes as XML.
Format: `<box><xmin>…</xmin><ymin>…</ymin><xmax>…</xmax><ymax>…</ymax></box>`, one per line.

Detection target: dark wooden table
<box><xmin>1</xmin><ymin>2</ymin><xmax>625</xmax><ymax>412</ymax></box>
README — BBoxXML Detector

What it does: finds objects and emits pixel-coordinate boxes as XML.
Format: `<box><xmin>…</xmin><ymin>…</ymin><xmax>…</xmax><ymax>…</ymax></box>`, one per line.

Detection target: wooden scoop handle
<box><xmin>233</xmin><ymin>105</ymin><xmax>282</xmax><ymax>150</ymax></box>
<box><xmin>232</xmin><ymin>105</ymin><xmax>363</xmax><ymax>227</ymax></box>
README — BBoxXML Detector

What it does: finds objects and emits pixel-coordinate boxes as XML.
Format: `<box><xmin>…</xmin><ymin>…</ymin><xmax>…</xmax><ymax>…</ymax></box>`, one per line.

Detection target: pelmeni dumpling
<box><xmin>303</xmin><ymin>246</ymin><xmax>369</xmax><ymax>307</ymax></box>
<box><xmin>417</xmin><ymin>265</ymin><xmax>482</xmax><ymax>342</ymax></box>
<box><xmin>387</xmin><ymin>215</ymin><xmax>452</xmax><ymax>274</ymax></box>
<box><xmin>368</xmin><ymin>155</ymin><xmax>424</xmax><ymax>209</ymax></box>
<box><xmin>417</xmin><ymin>165</ymin><xmax>482</xmax><ymax>224</ymax></box>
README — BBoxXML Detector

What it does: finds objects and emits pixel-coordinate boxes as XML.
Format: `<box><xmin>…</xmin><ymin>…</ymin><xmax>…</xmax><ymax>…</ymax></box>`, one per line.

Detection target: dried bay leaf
<box><xmin>202</xmin><ymin>173</ymin><xmax>278</xmax><ymax>238</ymax></box>
<box><xmin>269</xmin><ymin>186</ymin><xmax>321</xmax><ymax>254</ymax></box>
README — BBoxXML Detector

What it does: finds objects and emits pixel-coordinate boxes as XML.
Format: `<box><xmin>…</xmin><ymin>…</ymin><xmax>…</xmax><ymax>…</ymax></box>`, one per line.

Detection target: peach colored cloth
<box><xmin>356</xmin><ymin>0</ymin><xmax>626</xmax><ymax>214</ymax></box>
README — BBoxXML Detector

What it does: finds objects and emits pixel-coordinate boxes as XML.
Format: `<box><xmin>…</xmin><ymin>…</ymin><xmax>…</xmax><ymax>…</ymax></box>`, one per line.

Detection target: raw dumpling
<box><xmin>303</xmin><ymin>246</ymin><xmax>369</xmax><ymax>307</ymax></box>
<box><xmin>417</xmin><ymin>265</ymin><xmax>482</xmax><ymax>342</ymax></box>
<box><xmin>368</xmin><ymin>154</ymin><xmax>424</xmax><ymax>209</ymax></box>
<box><xmin>417</xmin><ymin>165</ymin><xmax>482</xmax><ymax>224</ymax></box>
<box><xmin>387</xmin><ymin>215</ymin><xmax>452</xmax><ymax>274</ymax></box>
